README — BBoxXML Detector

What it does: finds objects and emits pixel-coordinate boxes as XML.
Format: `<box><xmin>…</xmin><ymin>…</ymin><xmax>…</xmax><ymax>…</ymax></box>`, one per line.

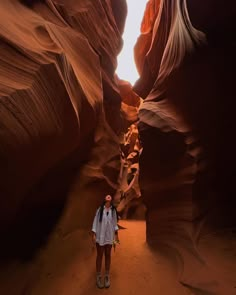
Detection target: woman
<box><xmin>91</xmin><ymin>194</ymin><xmax>119</xmax><ymax>288</ymax></box>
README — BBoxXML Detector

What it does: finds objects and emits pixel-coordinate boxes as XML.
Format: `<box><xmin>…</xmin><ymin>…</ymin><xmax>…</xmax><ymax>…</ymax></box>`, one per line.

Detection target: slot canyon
<box><xmin>0</xmin><ymin>0</ymin><xmax>236</xmax><ymax>294</ymax></box>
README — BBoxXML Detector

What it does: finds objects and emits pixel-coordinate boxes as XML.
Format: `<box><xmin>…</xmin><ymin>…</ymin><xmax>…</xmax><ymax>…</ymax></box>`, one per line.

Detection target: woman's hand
<box><xmin>115</xmin><ymin>231</ymin><xmax>120</xmax><ymax>243</ymax></box>
<box><xmin>92</xmin><ymin>232</ymin><xmax>96</xmax><ymax>245</ymax></box>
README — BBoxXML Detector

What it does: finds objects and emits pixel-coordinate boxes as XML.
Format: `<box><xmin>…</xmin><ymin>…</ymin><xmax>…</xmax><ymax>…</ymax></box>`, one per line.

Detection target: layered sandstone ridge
<box><xmin>136</xmin><ymin>0</ymin><xmax>236</xmax><ymax>294</ymax></box>
<box><xmin>0</xmin><ymin>0</ymin><xmax>127</xmax><ymax>259</ymax></box>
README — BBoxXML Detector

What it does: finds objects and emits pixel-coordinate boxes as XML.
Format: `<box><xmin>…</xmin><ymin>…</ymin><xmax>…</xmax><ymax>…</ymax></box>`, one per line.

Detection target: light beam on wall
<box><xmin>116</xmin><ymin>0</ymin><xmax>148</xmax><ymax>85</ymax></box>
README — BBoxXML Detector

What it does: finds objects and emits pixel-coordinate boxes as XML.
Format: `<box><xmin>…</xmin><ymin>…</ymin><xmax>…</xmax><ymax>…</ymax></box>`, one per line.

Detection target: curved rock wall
<box><xmin>0</xmin><ymin>0</ymin><xmax>126</xmax><ymax>260</ymax></box>
<box><xmin>136</xmin><ymin>0</ymin><xmax>236</xmax><ymax>293</ymax></box>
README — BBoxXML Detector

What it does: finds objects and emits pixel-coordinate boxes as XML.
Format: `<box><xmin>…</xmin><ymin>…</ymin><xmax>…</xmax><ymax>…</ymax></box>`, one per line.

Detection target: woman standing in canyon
<box><xmin>91</xmin><ymin>195</ymin><xmax>119</xmax><ymax>289</ymax></box>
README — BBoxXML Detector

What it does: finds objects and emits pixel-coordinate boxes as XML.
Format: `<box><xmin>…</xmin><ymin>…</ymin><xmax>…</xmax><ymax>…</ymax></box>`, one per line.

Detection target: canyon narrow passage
<box><xmin>0</xmin><ymin>1</ymin><xmax>236</xmax><ymax>295</ymax></box>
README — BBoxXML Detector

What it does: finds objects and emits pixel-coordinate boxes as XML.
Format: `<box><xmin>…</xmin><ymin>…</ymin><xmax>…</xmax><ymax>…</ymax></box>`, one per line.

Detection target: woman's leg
<box><xmin>104</xmin><ymin>244</ymin><xmax>112</xmax><ymax>288</ymax></box>
<box><xmin>104</xmin><ymin>244</ymin><xmax>112</xmax><ymax>274</ymax></box>
<box><xmin>96</xmin><ymin>243</ymin><xmax>104</xmax><ymax>274</ymax></box>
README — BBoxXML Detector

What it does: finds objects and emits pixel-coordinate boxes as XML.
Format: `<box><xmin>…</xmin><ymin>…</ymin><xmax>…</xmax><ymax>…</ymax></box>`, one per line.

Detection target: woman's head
<box><xmin>99</xmin><ymin>194</ymin><xmax>117</xmax><ymax>222</ymax></box>
<box><xmin>105</xmin><ymin>194</ymin><xmax>112</xmax><ymax>203</ymax></box>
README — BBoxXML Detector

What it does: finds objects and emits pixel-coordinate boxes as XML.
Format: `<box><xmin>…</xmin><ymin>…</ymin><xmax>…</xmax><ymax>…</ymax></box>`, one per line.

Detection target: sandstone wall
<box><xmin>0</xmin><ymin>0</ymin><xmax>126</xmax><ymax>260</ymax></box>
<box><xmin>136</xmin><ymin>0</ymin><xmax>236</xmax><ymax>293</ymax></box>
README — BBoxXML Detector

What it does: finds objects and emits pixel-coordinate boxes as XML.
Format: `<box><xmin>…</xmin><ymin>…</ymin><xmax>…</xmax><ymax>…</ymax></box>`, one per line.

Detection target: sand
<box><xmin>23</xmin><ymin>220</ymin><xmax>191</xmax><ymax>295</ymax></box>
<box><xmin>2</xmin><ymin>220</ymin><xmax>236</xmax><ymax>294</ymax></box>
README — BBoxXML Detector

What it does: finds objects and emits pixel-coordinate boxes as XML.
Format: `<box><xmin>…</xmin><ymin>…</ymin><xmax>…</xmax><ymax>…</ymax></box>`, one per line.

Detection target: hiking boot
<box><xmin>96</xmin><ymin>275</ymin><xmax>104</xmax><ymax>289</ymax></box>
<box><xmin>104</xmin><ymin>275</ymin><xmax>110</xmax><ymax>288</ymax></box>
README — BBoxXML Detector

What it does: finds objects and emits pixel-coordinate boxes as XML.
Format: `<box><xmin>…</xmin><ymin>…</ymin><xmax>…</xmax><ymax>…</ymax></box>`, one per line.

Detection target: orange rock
<box><xmin>141</xmin><ymin>0</ymin><xmax>161</xmax><ymax>34</ymax></box>
<box><xmin>0</xmin><ymin>0</ymin><xmax>125</xmax><ymax>260</ymax></box>
<box><xmin>118</xmin><ymin>79</ymin><xmax>141</xmax><ymax>108</ymax></box>
<box><xmin>134</xmin><ymin>0</ymin><xmax>161</xmax><ymax>88</ymax></box>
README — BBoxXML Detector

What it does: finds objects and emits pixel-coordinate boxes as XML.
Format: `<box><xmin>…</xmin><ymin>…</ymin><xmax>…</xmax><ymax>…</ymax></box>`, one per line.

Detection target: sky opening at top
<box><xmin>116</xmin><ymin>0</ymin><xmax>148</xmax><ymax>85</ymax></box>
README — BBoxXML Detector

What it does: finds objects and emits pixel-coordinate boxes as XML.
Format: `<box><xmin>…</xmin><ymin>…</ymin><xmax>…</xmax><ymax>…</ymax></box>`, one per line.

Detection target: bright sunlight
<box><xmin>116</xmin><ymin>0</ymin><xmax>148</xmax><ymax>85</ymax></box>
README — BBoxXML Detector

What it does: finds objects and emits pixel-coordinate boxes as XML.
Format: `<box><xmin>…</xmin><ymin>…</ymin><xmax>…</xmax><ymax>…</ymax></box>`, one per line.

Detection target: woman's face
<box><xmin>105</xmin><ymin>195</ymin><xmax>112</xmax><ymax>202</ymax></box>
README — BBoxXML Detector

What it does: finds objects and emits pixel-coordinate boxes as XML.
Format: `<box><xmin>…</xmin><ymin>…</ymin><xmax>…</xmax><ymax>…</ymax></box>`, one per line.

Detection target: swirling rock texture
<box><xmin>135</xmin><ymin>0</ymin><xmax>236</xmax><ymax>294</ymax></box>
<box><xmin>118</xmin><ymin>78</ymin><xmax>141</xmax><ymax>123</ymax></box>
<box><xmin>134</xmin><ymin>0</ymin><xmax>161</xmax><ymax>75</ymax></box>
<box><xmin>0</xmin><ymin>0</ymin><xmax>127</xmax><ymax>262</ymax></box>
<box><xmin>114</xmin><ymin>79</ymin><xmax>144</xmax><ymax>219</ymax></box>
<box><xmin>1</xmin><ymin>0</ymin><xmax>236</xmax><ymax>294</ymax></box>
<box><xmin>117</xmin><ymin>123</ymin><xmax>144</xmax><ymax>220</ymax></box>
